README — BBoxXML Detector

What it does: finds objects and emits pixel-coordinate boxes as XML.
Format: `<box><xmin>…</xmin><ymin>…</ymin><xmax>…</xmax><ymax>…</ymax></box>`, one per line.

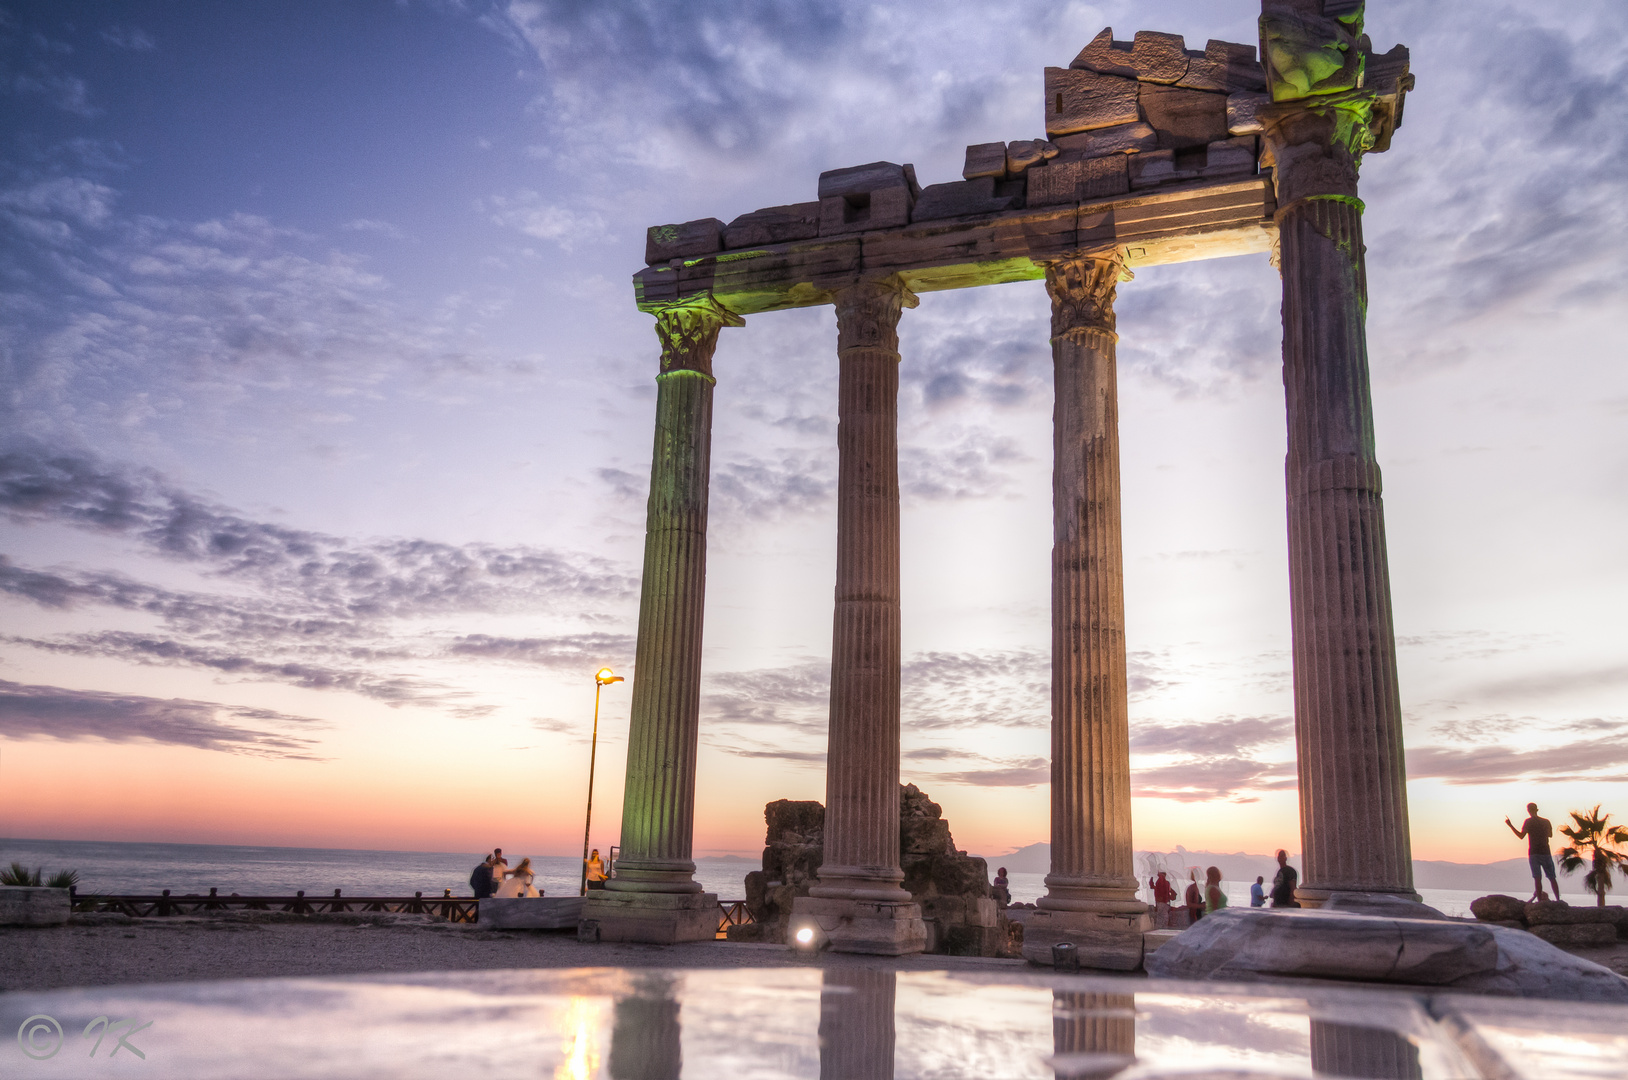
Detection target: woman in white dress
<box><xmin>493</xmin><ymin>857</ymin><xmax>540</xmax><ymax>898</ymax></box>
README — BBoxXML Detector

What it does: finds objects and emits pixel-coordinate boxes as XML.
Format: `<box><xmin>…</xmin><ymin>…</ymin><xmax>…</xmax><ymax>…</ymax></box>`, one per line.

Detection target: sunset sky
<box><xmin>2</xmin><ymin>0</ymin><xmax>1625</xmax><ymax>868</ymax></box>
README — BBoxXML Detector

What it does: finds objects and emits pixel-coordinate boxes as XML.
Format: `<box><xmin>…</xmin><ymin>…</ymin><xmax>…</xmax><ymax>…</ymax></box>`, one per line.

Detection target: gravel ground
<box><xmin>5</xmin><ymin>913</ymin><xmax>1625</xmax><ymax>994</ymax></box>
<box><xmin>1</xmin><ymin>912</ymin><xmax>1037</xmax><ymax>993</ymax></box>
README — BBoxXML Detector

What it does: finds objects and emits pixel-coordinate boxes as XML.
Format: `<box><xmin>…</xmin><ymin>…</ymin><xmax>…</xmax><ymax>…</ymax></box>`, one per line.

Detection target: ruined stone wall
<box><xmin>730</xmin><ymin>786</ymin><xmax>1011</xmax><ymax>956</ymax></box>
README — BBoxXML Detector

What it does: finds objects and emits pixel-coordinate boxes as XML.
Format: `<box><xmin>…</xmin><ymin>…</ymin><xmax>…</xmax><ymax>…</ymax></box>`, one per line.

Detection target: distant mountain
<box><xmin>976</xmin><ymin>844</ymin><xmax>1574</xmax><ymax>894</ymax></box>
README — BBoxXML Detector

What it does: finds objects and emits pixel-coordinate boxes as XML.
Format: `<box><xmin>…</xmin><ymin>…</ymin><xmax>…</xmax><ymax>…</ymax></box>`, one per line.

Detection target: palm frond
<box><xmin>44</xmin><ymin>868</ymin><xmax>79</xmax><ymax>890</ymax></box>
<box><xmin>0</xmin><ymin>862</ymin><xmax>44</xmax><ymax>887</ymax></box>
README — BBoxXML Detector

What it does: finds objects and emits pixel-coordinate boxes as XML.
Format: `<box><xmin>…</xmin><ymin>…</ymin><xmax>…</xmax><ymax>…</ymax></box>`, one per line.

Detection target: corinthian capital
<box><xmin>1045</xmin><ymin>254</ymin><xmax>1130</xmax><ymax>342</ymax></box>
<box><xmin>651</xmin><ymin>293</ymin><xmax>745</xmax><ymax>378</ymax></box>
<box><xmin>834</xmin><ymin>276</ymin><xmax>919</xmax><ymax>356</ymax></box>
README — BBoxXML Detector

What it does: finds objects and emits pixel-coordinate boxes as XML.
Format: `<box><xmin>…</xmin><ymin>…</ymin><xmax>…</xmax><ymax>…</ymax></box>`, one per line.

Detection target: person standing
<box><xmin>1152</xmin><ymin>871</ymin><xmax>1176</xmax><ymax>928</ymax></box>
<box><xmin>469</xmin><ymin>854</ymin><xmax>496</xmax><ymax>900</ymax></box>
<box><xmin>585</xmin><ymin>848</ymin><xmax>607</xmax><ymax>890</ymax></box>
<box><xmin>1270</xmin><ymin>849</ymin><xmax>1300</xmax><ymax>908</ymax></box>
<box><xmin>1184</xmin><ymin>870</ymin><xmax>1204</xmax><ymax>924</ymax></box>
<box><xmin>1204</xmin><ymin>866</ymin><xmax>1228</xmax><ymax>915</ymax></box>
<box><xmin>1506</xmin><ymin>802</ymin><xmax>1562</xmax><ymax>902</ymax></box>
<box><xmin>1249</xmin><ymin>875</ymin><xmax>1266</xmax><ymax>908</ymax></box>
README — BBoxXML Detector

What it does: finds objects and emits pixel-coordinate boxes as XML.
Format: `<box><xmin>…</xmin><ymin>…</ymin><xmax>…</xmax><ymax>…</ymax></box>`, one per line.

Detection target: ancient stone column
<box><xmin>1021</xmin><ymin>253</ymin><xmax>1149</xmax><ymax>970</ymax></box>
<box><xmin>1052</xmin><ymin>990</ymin><xmax>1136</xmax><ymax>1073</ymax></box>
<box><xmin>819</xmin><ymin>969</ymin><xmax>897</xmax><ymax>1080</ymax></box>
<box><xmin>1264</xmin><ymin>101</ymin><xmax>1416</xmax><ymax>906</ymax></box>
<box><xmin>793</xmin><ymin>275</ymin><xmax>926</xmax><ymax>956</ymax></box>
<box><xmin>1309</xmin><ymin>1021</ymin><xmax>1423</xmax><ymax>1080</ymax></box>
<box><xmin>609</xmin><ymin>976</ymin><xmax>684</xmax><ymax>1080</ymax></box>
<box><xmin>583</xmin><ymin>292</ymin><xmax>742</xmax><ymax>944</ymax></box>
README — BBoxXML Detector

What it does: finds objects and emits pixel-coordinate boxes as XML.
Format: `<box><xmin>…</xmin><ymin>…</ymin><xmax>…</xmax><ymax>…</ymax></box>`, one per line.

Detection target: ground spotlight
<box><xmin>788</xmin><ymin>919</ymin><xmax>829</xmax><ymax>953</ymax></box>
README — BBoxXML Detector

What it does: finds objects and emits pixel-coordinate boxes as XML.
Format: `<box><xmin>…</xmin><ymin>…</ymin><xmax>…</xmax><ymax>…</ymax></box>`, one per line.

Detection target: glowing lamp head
<box><xmin>795</xmin><ymin>927</ymin><xmax>814</xmax><ymax>945</ymax></box>
<box><xmin>595</xmin><ymin>668</ymin><xmax>624</xmax><ymax>685</ymax></box>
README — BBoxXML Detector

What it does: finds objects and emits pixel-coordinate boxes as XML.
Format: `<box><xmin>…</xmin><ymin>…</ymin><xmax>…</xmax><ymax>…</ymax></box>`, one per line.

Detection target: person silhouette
<box><xmin>1506</xmin><ymin>802</ymin><xmax>1561</xmax><ymax>902</ymax></box>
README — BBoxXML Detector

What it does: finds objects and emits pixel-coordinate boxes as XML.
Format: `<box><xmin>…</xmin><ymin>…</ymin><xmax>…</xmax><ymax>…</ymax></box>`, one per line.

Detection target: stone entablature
<box><xmin>635</xmin><ymin>21</ymin><xmax>1408</xmax><ymax>316</ymax></box>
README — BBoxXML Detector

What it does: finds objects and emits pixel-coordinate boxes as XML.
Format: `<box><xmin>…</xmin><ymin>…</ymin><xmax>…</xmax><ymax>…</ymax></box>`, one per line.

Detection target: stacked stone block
<box><xmin>640</xmin><ymin>25</ymin><xmax>1273</xmax><ymax>269</ymax></box>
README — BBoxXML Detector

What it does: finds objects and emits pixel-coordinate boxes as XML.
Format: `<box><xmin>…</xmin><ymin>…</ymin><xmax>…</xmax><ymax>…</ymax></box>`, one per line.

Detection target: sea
<box><xmin>2</xmin><ymin>837</ymin><xmax>1492</xmax><ymax>916</ymax></box>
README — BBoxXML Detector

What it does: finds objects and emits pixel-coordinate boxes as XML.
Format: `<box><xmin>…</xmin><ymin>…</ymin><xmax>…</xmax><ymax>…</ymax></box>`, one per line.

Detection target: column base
<box><xmin>792</xmin><ymin>895</ymin><xmax>927</xmax><ymax>956</ymax></box>
<box><xmin>580</xmin><ymin>889</ymin><xmax>719</xmax><ymax>945</ymax></box>
<box><xmin>1021</xmin><ymin>908</ymin><xmax>1151</xmax><ymax>971</ymax></box>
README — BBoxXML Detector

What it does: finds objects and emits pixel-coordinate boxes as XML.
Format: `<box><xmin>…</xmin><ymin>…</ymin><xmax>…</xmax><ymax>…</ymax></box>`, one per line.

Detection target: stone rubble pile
<box><xmin>1470</xmin><ymin>894</ymin><xmax>1628</xmax><ymax>948</ymax></box>
<box><xmin>646</xmin><ymin>27</ymin><xmax>1285</xmax><ymax>266</ymax></box>
<box><xmin>729</xmin><ymin>786</ymin><xmax>1011</xmax><ymax>956</ymax></box>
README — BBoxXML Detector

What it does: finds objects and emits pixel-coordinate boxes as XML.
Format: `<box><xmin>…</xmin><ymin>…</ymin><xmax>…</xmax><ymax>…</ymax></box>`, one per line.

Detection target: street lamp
<box><xmin>581</xmin><ymin>666</ymin><xmax>624</xmax><ymax>896</ymax></box>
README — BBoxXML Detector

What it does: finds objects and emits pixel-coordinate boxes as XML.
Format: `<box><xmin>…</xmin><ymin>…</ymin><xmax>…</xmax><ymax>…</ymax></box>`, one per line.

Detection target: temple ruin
<box><xmin>583</xmin><ymin>0</ymin><xmax>1417</xmax><ymax>967</ymax></box>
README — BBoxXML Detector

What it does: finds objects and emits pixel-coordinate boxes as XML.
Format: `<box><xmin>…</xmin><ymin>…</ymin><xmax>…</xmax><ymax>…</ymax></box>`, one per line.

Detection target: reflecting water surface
<box><xmin>1</xmin><ymin>966</ymin><xmax>1619</xmax><ymax>1078</ymax></box>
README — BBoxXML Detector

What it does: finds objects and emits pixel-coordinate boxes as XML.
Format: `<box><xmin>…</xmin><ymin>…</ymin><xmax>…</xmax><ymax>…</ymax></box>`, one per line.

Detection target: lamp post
<box><xmin>581</xmin><ymin>667</ymin><xmax>624</xmax><ymax>896</ymax></box>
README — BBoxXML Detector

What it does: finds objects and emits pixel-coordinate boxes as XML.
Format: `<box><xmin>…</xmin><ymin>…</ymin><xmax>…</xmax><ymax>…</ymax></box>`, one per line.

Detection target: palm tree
<box><xmin>1558</xmin><ymin>805</ymin><xmax>1628</xmax><ymax>908</ymax></box>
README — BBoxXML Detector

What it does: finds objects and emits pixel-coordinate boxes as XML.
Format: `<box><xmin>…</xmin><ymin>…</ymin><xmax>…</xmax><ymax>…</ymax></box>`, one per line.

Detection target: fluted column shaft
<box><xmin>819</xmin><ymin>970</ymin><xmax>897</xmax><ymax>1080</ymax></box>
<box><xmin>812</xmin><ymin>276</ymin><xmax>918</xmax><ymax>903</ymax></box>
<box><xmin>610</xmin><ymin>294</ymin><xmax>742</xmax><ymax>895</ymax></box>
<box><xmin>1266</xmin><ymin>105</ymin><xmax>1414</xmax><ymax>901</ymax></box>
<box><xmin>1039</xmin><ymin>255</ymin><xmax>1142</xmax><ymax>914</ymax></box>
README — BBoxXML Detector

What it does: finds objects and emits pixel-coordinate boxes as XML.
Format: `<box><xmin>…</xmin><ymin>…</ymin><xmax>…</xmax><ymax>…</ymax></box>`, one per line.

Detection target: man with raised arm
<box><xmin>1506</xmin><ymin>802</ymin><xmax>1562</xmax><ymax>903</ymax></box>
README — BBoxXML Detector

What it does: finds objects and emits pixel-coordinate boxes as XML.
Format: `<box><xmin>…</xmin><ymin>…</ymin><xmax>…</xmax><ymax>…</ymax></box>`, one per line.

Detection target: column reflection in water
<box><xmin>1309</xmin><ymin>1020</ymin><xmax>1423</xmax><ymax>1080</ymax></box>
<box><xmin>1051</xmin><ymin>990</ymin><xmax>1135</xmax><ymax>1080</ymax></box>
<box><xmin>819</xmin><ymin>968</ymin><xmax>896</xmax><ymax>1080</ymax></box>
<box><xmin>608</xmin><ymin>976</ymin><xmax>682</xmax><ymax>1080</ymax></box>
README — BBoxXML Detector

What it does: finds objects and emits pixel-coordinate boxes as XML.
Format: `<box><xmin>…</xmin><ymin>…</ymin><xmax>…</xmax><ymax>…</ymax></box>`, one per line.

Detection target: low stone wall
<box><xmin>0</xmin><ymin>886</ymin><xmax>71</xmax><ymax>926</ymax></box>
<box><xmin>1470</xmin><ymin>895</ymin><xmax>1628</xmax><ymax>947</ymax></box>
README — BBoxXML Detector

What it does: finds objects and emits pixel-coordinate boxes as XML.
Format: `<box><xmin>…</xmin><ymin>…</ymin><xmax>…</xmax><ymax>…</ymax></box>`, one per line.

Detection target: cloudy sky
<box><xmin>2</xmin><ymin>0</ymin><xmax>1625</xmax><ymax>865</ymax></box>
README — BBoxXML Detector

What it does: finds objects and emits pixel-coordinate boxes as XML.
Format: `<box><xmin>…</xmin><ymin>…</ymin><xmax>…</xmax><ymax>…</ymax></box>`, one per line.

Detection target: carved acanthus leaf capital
<box><xmin>651</xmin><ymin>293</ymin><xmax>745</xmax><ymax>378</ymax></box>
<box><xmin>1045</xmin><ymin>253</ymin><xmax>1130</xmax><ymax>341</ymax></box>
<box><xmin>834</xmin><ymin>275</ymin><xmax>919</xmax><ymax>356</ymax></box>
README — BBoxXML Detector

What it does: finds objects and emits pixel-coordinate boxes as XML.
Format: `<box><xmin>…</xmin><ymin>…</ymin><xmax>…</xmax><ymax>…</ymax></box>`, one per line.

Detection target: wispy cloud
<box><xmin>0</xmin><ymin>679</ymin><xmax>324</xmax><ymax>759</ymax></box>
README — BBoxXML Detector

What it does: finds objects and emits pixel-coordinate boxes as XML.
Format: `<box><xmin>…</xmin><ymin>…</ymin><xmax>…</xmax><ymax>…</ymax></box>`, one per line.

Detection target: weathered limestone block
<box><xmin>1005</xmin><ymin>139</ymin><xmax>1059</xmax><ymax>174</ymax></box>
<box><xmin>910</xmin><ymin>177</ymin><xmax>1020</xmax><ymax>221</ymax></box>
<box><xmin>1531</xmin><ymin>922</ymin><xmax>1619</xmax><ymax>948</ymax></box>
<box><xmin>1128</xmin><ymin>150</ymin><xmax>1193</xmax><ymax>189</ymax></box>
<box><xmin>817</xmin><ymin>161</ymin><xmax>919</xmax><ymax>235</ymax></box>
<box><xmin>724</xmin><ymin>202</ymin><xmax>820</xmax><ymax>249</ymax></box>
<box><xmin>1128</xmin><ymin>31</ymin><xmax>1189</xmax><ymax>84</ymax></box>
<box><xmin>1021</xmin><ymin>909</ymin><xmax>1148</xmax><ymax>971</ymax></box>
<box><xmin>1470</xmin><ymin>896</ymin><xmax>1527</xmax><ymax>924</ymax></box>
<box><xmin>1027</xmin><ymin>155</ymin><xmax>1129</xmax><ymax>206</ymax></box>
<box><xmin>1321</xmin><ymin>891</ymin><xmax>1451</xmax><ymax>921</ymax></box>
<box><xmin>1051</xmin><ymin>121</ymin><xmax>1157</xmax><ymax>161</ymax></box>
<box><xmin>580</xmin><ymin>890</ymin><xmax>719</xmax><ymax>945</ymax></box>
<box><xmin>1146</xmin><ymin>908</ymin><xmax>1628</xmax><ymax>1003</ymax></box>
<box><xmin>962</xmin><ymin>141</ymin><xmax>1007</xmax><ymax>180</ymax></box>
<box><xmin>821</xmin><ymin>189</ymin><xmax>911</xmax><ymax>234</ymax></box>
<box><xmin>645</xmin><ymin>218</ymin><xmax>725</xmax><ymax>265</ymax></box>
<box><xmin>1070</xmin><ymin>29</ymin><xmax>1137</xmax><ymax>78</ymax></box>
<box><xmin>1139</xmin><ymin>84</ymin><xmax>1228</xmax><ymax>149</ymax></box>
<box><xmin>1202</xmin><ymin>135</ymin><xmax>1259</xmax><ymax>176</ymax></box>
<box><xmin>0</xmin><ymin>886</ymin><xmax>70</xmax><ymax>926</ymax></box>
<box><xmin>1526</xmin><ymin>900</ymin><xmax>1626</xmax><ymax>926</ymax></box>
<box><xmin>817</xmin><ymin>160</ymin><xmax>919</xmax><ymax>200</ymax></box>
<box><xmin>1044</xmin><ymin>67</ymin><xmax>1140</xmax><ymax>137</ymax></box>
<box><xmin>1179</xmin><ymin>40</ymin><xmax>1267</xmax><ymax>93</ymax></box>
<box><xmin>1226</xmin><ymin>91</ymin><xmax>1270</xmax><ymax>135</ymax></box>
<box><xmin>480</xmin><ymin>896</ymin><xmax>583</xmax><ymax>929</ymax></box>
